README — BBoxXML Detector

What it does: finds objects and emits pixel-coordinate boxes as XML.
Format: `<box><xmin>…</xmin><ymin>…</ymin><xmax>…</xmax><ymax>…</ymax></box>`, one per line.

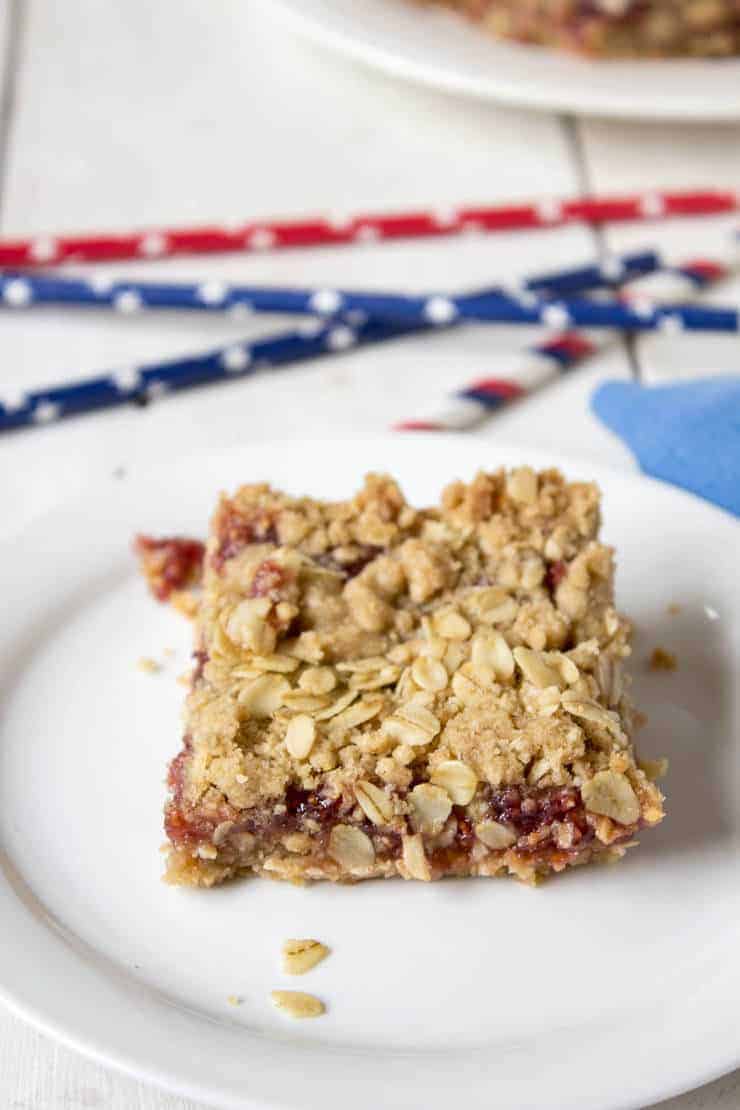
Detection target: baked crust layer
<box><xmin>152</xmin><ymin>467</ymin><xmax>664</xmax><ymax>887</ymax></box>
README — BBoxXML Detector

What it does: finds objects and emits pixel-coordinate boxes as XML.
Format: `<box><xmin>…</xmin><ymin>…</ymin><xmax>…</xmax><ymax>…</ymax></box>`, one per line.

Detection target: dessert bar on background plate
<box><xmin>141</xmin><ymin>465</ymin><xmax>664</xmax><ymax>887</ymax></box>
<box><xmin>274</xmin><ymin>0</ymin><xmax>740</xmax><ymax>120</ymax></box>
<box><xmin>423</xmin><ymin>0</ymin><xmax>740</xmax><ymax>58</ymax></box>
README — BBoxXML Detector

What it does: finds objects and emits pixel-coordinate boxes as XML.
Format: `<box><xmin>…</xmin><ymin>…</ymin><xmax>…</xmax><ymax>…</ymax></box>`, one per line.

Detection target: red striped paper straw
<box><xmin>394</xmin><ymin>254</ymin><xmax>733</xmax><ymax>432</ymax></box>
<box><xmin>394</xmin><ymin>332</ymin><xmax>599</xmax><ymax>432</ymax></box>
<box><xmin>0</xmin><ymin>189</ymin><xmax>735</xmax><ymax>268</ymax></box>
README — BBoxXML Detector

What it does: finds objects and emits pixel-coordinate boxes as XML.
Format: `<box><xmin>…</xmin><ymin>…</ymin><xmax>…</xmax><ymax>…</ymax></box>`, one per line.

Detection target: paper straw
<box><xmin>3</xmin><ymin>253</ymin><xmax>733</xmax><ymax>435</ymax></box>
<box><xmin>0</xmin><ymin>189</ymin><xmax>734</xmax><ymax>267</ymax></box>
<box><xmin>0</xmin><ymin>251</ymin><xmax>652</xmax><ymax>434</ymax></box>
<box><xmin>0</xmin><ymin>315</ymin><xmax>422</xmax><ymax>433</ymax></box>
<box><xmin>394</xmin><ymin>255</ymin><xmax>734</xmax><ymax>431</ymax></box>
<box><xmin>382</xmin><ymin>289</ymin><xmax>740</xmax><ymax>332</ymax></box>
<box><xmin>0</xmin><ymin>250</ymin><xmax>660</xmax><ymax>318</ymax></box>
<box><xmin>3</xmin><ymin>264</ymin><xmax>738</xmax><ymax>333</ymax></box>
<box><xmin>394</xmin><ymin>333</ymin><xmax>599</xmax><ymax>431</ymax></box>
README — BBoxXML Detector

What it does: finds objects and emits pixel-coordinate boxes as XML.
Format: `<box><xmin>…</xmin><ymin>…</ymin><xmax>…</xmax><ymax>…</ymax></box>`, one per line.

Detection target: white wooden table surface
<box><xmin>0</xmin><ymin>2</ymin><xmax>738</xmax><ymax>1106</ymax></box>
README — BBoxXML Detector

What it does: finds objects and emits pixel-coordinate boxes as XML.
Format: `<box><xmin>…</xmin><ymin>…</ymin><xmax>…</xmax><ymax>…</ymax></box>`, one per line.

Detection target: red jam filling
<box><xmin>249</xmin><ymin>558</ymin><xmax>291</xmax><ymax>599</ymax></box>
<box><xmin>134</xmin><ymin>535</ymin><xmax>205</xmax><ymax>601</ymax></box>
<box><xmin>545</xmin><ymin>559</ymin><xmax>567</xmax><ymax>594</ymax></box>
<box><xmin>211</xmin><ymin>508</ymin><xmax>279</xmax><ymax>570</ymax></box>
<box><xmin>165</xmin><ymin>761</ymin><xmax>614</xmax><ymax>870</ymax></box>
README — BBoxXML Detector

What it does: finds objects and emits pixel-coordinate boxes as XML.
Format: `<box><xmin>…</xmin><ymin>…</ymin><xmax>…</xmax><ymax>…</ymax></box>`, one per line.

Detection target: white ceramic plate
<box><xmin>272</xmin><ymin>0</ymin><xmax>740</xmax><ymax>120</ymax></box>
<box><xmin>0</xmin><ymin>437</ymin><xmax>738</xmax><ymax>1110</ymax></box>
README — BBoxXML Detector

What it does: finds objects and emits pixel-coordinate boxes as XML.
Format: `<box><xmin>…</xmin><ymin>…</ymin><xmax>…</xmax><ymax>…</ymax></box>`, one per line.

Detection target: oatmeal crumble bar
<box><xmin>154</xmin><ymin>467</ymin><xmax>664</xmax><ymax>888</ymax></box>
<box><xmin>421</xmin><ymin>0</ymin><xmax>740</xmax><ymax>57</ymax></box>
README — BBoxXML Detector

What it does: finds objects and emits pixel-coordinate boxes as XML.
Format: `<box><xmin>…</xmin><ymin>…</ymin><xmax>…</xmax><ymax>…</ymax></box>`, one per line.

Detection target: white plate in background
<box><xmin>0</xmin><ymin>437</ymin><xmax>738</xmax><ymax>1110</ymax></box>
<box><xmin>273</xmin><ymin>0</ymin><xmax>740</xmax><ymax>120</ymax></box>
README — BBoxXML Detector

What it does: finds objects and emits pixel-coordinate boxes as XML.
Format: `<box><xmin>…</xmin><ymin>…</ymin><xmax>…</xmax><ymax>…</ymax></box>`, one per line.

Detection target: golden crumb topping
<box><xmin>161</xmin><ymin>466</ymin><xmax>663</xmax><ymax>887</ymax></box>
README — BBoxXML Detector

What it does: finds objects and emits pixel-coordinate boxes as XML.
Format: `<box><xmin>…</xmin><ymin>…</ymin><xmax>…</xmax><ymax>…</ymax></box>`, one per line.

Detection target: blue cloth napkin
<box><xmin>591</xmin><ymin>377</ymin><xmax>740</xmax><ymax>518</ymax></box>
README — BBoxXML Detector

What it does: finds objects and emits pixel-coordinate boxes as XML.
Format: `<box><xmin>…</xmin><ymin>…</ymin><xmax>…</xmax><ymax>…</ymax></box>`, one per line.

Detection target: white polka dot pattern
<box><xmin>512</xmin><ymin>286</ymin><xmax>539</xmax><ymax>309</ymax></box>
<box><xmin>197</xmin><ymin>281</ymin><xmax>228</xmax><ymax>306</ymax></box>
<box><xmin>138</xmin><ymin>232</ymin><xmax>168</xmax><ymax>258</ymax></box>
<box><xmin>32</xmin><ymin>401</ymin><xmax>61</xmax><ymax>424</ymax></box>
<box><xmin>354</xmin><ymin>225</ymin><xmax>380</xmax><ymax>243</ymax></box>
<box><xmin>541</xmin><ymin>304</ymin><xmax>571</xmax><ymax>330</ymax></box>
<box><xmin>0</xmin><ymin>388</ymin><xmax>28</xmax><ymax>413</ymax></box>
<box><xmin>145</xmin><ymin>381</ymin><xmax>168</xmax><ymax>401</ymax></box>
<box><xmin>246</xmin><ymin>228</ymin><xmax>276</xmax><ymax>251</ymax></box>
<box><xmin>629</xmin><ymin>297</ymin><xmax>657</xmax><ymax>319</ymax></box>
<box><xmin>111</xmin><ymin>368</ymin><xmax>142</xmax><ymax>392</ymax></box>
<box><xmin>432</xmin><ymin>206</ymin><xmax>459</xmax><ymax>229</ymax></box>
<box><xmin>29</xmin><ymin>236</ymin><xmax>58</xmax><ymax>262</ymax></box>
<box><xmin>658</xmin><ymin>314</ymin><xmax>684</xmax><ymax>336</ymax></box>
<box><xmin>325</xmin><ymin>326</ymin><xmax>355</xmax><ymax>351</ymax></box>
<box><xmin>221</xmin><ymin>346</ymin><xmax>251</xmax><ymax>373</ymax></box>
<box><xmin>3</xmin><ymin>279</ymin><xmax>32</xmax><ymax>307</ymax></box>
<box><xmin>640</xmin><ymin>193</ymin><xmax>666</xmax><ymax>218</ymax></box>
<box><xmin>423</xmin><ymin>296</ymin><xmax>457</xmax><ymax>325</ymax></box>
<box><xmin>114</xmin><ymin>290</ymin><xmax>143</xmax><ymax>314</ymax></box>
<box><xmin>89</xmin><ymin>273</ymin><xmax>115</xmax><ymax>294</ymax></box>
<box><xmin>310</xmin><ymin>290</ymin><xmax>343</xmax><ymax>316</ymax></box>
<box><xmin>535</xmin><ymin>199</ymin><xmax>562</xmax><ymax>224</ymax></box>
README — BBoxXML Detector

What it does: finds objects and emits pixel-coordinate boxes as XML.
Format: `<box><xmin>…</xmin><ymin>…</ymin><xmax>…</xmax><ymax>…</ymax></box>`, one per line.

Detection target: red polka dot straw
<box><xmin>0</xmin><ymin>189</ymin><xmax>735</xmax><ymax>266</ymax></box>
<box><xmin>393</xmin><ymin>334</ymin><xmax>599</xmax><ymax>432</ymax></box>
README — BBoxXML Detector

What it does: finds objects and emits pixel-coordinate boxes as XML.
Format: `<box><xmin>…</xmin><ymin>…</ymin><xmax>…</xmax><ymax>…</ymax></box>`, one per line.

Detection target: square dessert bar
<box><xmin>161</xmin><ymin>467</ymin><xmax>664</xmax><ymax>887</ymax></box>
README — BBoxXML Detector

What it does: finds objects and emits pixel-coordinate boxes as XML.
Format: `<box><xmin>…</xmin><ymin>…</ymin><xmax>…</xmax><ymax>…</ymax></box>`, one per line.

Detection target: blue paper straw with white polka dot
<box><xmin>0</xmin><ymin>251</ymin><xmax>656</xmax><ymax>434</ymax></box>
<box><xmin>0</xmin><ymin>315</ymin><xmax>428</xmax><ymax>432</ymax></box>
<box><xmin>2</xmin><ymin>261</ymin><xmax>738</xmax><ymax>334</ymax></box>
<box><xmin>0</xmin><ymin>251</ymin><xmax>658</xmax><ymax>318</ymax></box>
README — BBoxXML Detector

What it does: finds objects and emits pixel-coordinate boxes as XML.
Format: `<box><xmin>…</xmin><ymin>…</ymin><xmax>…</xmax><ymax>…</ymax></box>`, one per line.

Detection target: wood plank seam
<box><xmin>562</xmin><ymin>115</ymin><xmax>641</xmax><ymax>381</ymax></box>
<box><xmin>0</xmin><ymin>0</ymin><xmax>26</xmax><ymax>225</ymax></box>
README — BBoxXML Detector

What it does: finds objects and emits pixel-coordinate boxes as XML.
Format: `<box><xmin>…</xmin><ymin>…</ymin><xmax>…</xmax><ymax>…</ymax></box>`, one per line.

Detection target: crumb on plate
<box><xmin>137</xmin><ymin>656</ymin><xmax>162</xmax><ymax>674</ymax></box>
<box><xmin>649</xmin><ymin>647</ymin><xmax>677</xmax><ymax>672</ymax></box>
<box><xmin>638</xmin><ymin>757</ymin><xmax>669</xmax><ymax>781</ymax></box>
<box><xmin>271</xmin><ymin>990</ymin><xmax>325</xmax><ymax>1019</ymax></box>
<box><xmin>282</xmin><ymin>939</ymin><xmax>330</xmax><ymax>976</ymax></box>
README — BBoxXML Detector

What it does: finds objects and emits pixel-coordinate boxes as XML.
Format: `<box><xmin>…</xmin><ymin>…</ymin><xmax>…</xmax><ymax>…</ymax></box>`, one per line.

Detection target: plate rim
<box><xmin>1</xmin><ymin>435</ymin><xmax>739</xmax><ymax>1110</ymax></box>
<box><xmin>270</xmin><ymin>0</ymin><xmax>740</xmax><ymax>121</ymax></box>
